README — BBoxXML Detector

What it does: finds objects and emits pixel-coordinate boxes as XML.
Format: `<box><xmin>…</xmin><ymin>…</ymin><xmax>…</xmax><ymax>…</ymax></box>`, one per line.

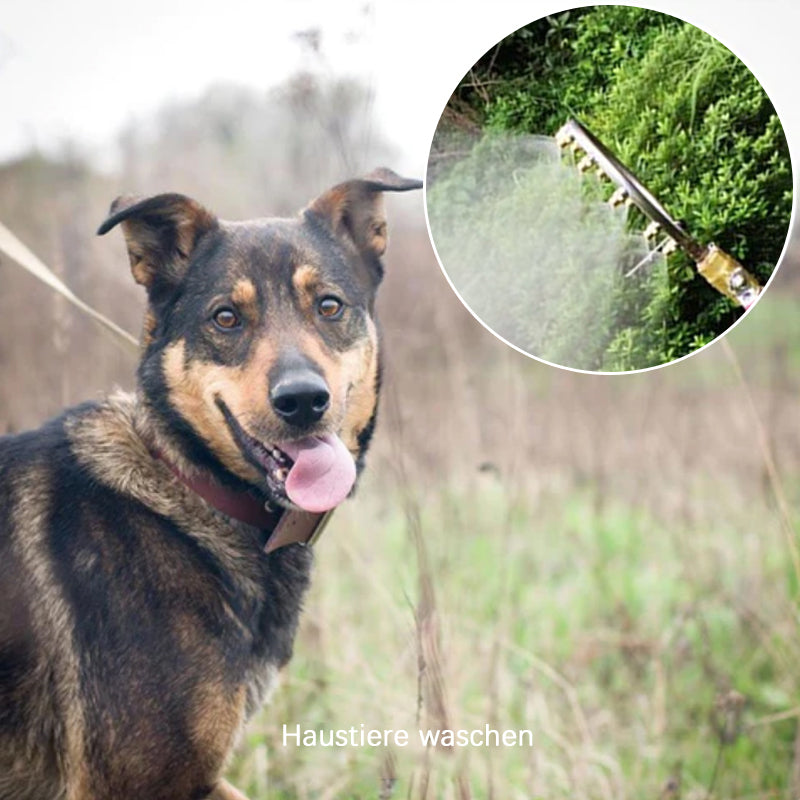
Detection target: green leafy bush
<box><xmin>440</xmin><ymin>6</ymin><xmax>792</xmax><ymax>369</ymax></box>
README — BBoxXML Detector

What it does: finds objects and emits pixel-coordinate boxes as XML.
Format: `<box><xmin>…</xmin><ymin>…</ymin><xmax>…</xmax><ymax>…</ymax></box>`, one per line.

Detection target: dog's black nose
<box><xmin>270</xmin><ymin>371</ymin><xmax>330</xmax><ymax>427</ymax></box>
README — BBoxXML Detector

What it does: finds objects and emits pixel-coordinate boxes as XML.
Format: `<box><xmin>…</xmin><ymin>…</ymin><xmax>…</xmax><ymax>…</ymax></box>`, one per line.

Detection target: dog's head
<box><xmin>98</xmin><ymin>169</ymin><xmax>421</xmax><ymax>512</ymax></box>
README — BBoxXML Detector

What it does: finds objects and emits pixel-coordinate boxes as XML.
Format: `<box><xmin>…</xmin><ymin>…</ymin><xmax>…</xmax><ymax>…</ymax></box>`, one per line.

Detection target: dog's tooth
<box><xmin>276</xmin><ymin>468</ymin><xmax>288</xmax><ymax>482</ymax></box>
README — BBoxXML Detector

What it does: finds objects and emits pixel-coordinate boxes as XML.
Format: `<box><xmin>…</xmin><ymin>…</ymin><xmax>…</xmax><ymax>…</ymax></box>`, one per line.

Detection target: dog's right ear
<box><xmin>97</xmin><ymin>193</ymin><xmax>218</xmax><ymax>290</ymax></box>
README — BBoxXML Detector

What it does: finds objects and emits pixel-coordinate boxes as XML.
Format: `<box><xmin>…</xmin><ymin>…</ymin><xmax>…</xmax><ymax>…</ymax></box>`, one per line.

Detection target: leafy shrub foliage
<box><xmin>442</xmin><ymin>6</ymin><xmax>792</xmax><ymax>369</ymax></box>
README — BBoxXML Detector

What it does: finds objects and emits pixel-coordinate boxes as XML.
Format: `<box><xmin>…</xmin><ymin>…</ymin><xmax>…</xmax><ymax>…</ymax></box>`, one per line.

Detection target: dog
<box><xmin>0</xmin><ymin>168</ymin><xmax>422</xmax><ymax>800</ymax></box>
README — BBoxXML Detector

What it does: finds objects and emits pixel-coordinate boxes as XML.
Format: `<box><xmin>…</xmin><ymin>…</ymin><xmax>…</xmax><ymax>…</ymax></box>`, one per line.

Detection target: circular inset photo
<box><xmin>425</xmin><ymin>5</ymin><xmax>793</xmax><ymax>373</ymax></box>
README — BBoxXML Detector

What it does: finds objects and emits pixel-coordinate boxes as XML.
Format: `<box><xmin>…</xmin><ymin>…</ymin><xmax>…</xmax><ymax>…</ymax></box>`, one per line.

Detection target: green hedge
<box><xmin>443</xmin><ymin>6</ymin><xmax>792</xmax><ymax>370</ymax></box>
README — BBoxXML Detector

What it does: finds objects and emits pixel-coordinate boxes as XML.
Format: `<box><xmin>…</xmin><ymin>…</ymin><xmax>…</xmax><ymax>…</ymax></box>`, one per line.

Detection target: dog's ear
<box><xmin>306</xmin><ymin>168</ymin><xmax>422</xmax><ymax>259</ymax></box>
<box><xmin>97</xmin><ymin>193</ymin><xmax>218</xmax><ymax>290</ymax></box>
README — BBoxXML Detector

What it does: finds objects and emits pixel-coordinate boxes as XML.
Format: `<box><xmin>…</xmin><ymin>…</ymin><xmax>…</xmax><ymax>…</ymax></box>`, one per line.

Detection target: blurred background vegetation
<box><xmin>430</xmin><ymin>5</ymin><xmax>792</xmax><ymax>371</ymax></box>
<box><xmin>2</xmin><ymin>19</ymin><xmax>800</xmax><ymax>800</ymax></box>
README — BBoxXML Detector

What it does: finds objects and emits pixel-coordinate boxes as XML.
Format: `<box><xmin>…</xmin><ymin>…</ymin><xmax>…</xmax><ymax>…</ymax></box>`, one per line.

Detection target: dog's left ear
<box><xmin>97</xmin><ymin>193</ymin><xmax>218</xmax><ymax>291</ymax></box>
<box><xmin>306</xmin><ymin>168</ymin><xmax>422</xmax><ymax>259</ymax></box>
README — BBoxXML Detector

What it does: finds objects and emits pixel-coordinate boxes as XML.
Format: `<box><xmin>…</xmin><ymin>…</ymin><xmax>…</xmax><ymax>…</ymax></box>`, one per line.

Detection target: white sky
<box><xmin>1</xmin><ymin>0</ymin><xmax>799</xmax><ymax>177</ymax></box>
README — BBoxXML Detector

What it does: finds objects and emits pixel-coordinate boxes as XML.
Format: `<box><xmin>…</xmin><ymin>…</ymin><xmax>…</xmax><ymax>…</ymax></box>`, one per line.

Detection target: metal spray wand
<box><xmin>555</xmin><ymin>118</ymin><xmax>762</xmax><ymax>309</ymax></box>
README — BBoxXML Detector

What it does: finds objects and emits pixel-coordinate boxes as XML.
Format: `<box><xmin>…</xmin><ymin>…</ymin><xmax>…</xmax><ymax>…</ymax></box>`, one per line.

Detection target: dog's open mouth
<box><xmin>216</xmin><ymin>399</ymin><xmax>356</xmax><ymax>513</ymax></box>
<box><xmin>247</xmin><ymin>434</ymin><xmax>356</xmax><ymax>512</ymax></box>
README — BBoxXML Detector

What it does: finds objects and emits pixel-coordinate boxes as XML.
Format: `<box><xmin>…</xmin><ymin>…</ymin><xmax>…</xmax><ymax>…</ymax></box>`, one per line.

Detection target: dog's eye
<box><xmin>213</xmin><ymin>308</ymin><xmax>241</xmax><ymax>330</ymax></box>
<box><xmin>317</xmin><ymin>296</ymin><xmax>344</xmax><ymax>319</ymax></box>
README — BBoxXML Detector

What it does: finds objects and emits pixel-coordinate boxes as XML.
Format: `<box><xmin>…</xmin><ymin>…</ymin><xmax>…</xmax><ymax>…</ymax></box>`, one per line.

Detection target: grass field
<box><xmin>224</xmin><ymin>285</ymin><xmax>800</xmax><ymax>799</ymax></box>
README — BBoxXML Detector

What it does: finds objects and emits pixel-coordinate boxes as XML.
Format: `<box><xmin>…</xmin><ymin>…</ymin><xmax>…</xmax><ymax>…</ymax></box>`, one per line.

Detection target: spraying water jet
<box><xmin>426</xmin><ymin>131</ymin><xmax>671</xmax><ymax>371</ymax></box>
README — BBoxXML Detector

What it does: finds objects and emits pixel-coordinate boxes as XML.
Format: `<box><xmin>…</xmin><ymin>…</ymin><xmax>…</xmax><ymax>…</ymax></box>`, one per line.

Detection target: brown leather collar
<box><xmin>155</xmin><ymin>451</ymin><xmax>331</xmax><ymax>553</ymax></box>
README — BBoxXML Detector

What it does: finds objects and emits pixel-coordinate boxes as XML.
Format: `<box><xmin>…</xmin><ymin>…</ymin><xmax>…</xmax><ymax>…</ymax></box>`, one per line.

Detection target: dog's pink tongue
<box><xmin>279</xmin><ymin>434</ymin><xmax>356</xmax><ymax>513</ymax></box>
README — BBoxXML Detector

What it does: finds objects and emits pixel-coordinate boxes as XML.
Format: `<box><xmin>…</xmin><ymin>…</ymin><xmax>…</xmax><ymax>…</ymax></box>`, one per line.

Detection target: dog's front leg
<box><xmin>208</xmin><ymin>779</ymin><xmax>251</xmax><ymax>800</ymax></box>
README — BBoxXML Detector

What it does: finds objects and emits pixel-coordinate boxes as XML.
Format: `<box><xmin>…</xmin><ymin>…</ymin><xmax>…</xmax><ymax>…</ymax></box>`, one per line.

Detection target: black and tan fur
<box><xmin>0</xmin><ymin>169</ymin><xmax>421</xmax><ymax>800</ymax></box>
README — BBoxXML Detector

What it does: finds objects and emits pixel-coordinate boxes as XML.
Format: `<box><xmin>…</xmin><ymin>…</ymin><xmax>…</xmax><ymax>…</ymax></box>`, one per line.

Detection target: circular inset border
<box><xmin>424</xmin><ymin>4</ymin><xmax>795</xmax><ymax>375</ymax></box>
